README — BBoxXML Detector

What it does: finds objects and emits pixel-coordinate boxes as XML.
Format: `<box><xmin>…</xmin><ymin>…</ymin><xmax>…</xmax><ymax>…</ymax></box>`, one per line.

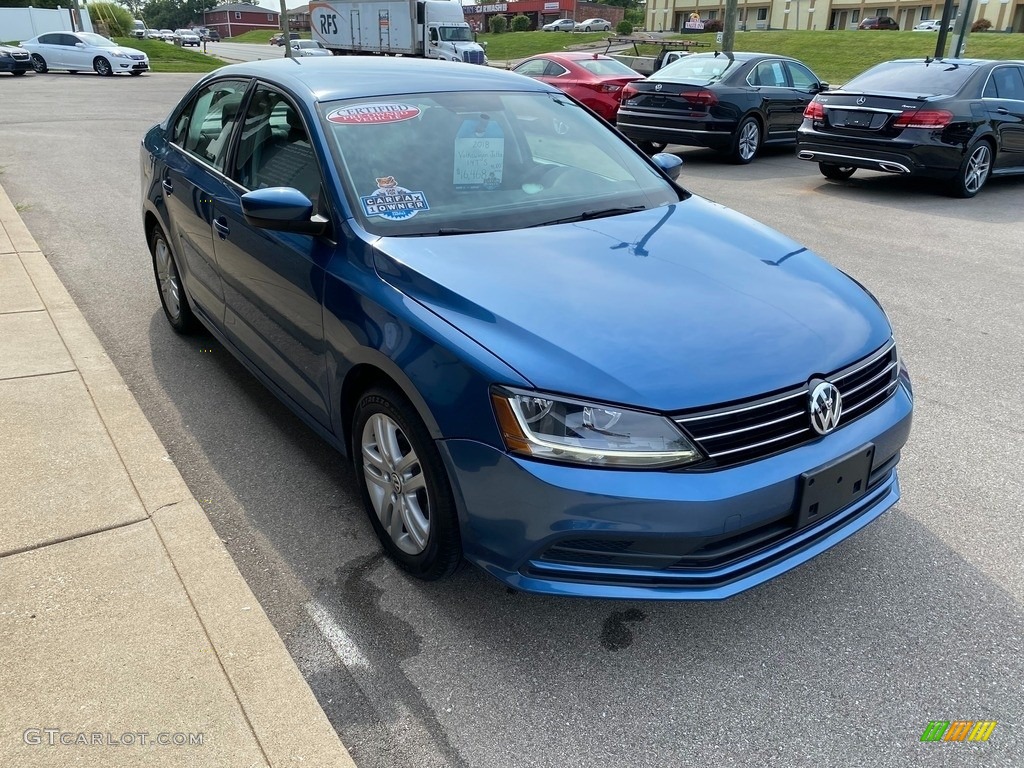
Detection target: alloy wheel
<box><xmin>963</xmin><ymin>144</ymin><xmax>991</xmax><ymax>196</ymax></box>
<box><xmin>738</xmin><ymin>120</ymin><xmax>759</xmax><ymax>162</ymax></box>
<box><xmin>154</xmin><ymin>236</ymin><xmax>181</xmax><ymax>323</ymax></box>
<box><xmin>360</xmin><ymin>413</ymin><xmax>430</xmax><ymax>555</ymax></box>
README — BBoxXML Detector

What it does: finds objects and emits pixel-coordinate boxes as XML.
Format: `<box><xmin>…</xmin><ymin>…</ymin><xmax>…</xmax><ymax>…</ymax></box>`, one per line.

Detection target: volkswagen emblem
<box><xmin>808</xmin><ymin>380</ymin><xmax>843</xmax><ymax>435</ymax></box>
<box><xmin>856</xmin><ymin>96</ymin><xmax>866</xmax><ymax>105</ymax></box>
<box><xmin>655</xmin><ymin>83</ymin><xmax>663</xmax><ymax>91</ymax></box>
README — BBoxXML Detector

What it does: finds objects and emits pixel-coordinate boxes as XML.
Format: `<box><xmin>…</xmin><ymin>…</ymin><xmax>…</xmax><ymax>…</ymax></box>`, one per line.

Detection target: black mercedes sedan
<box><xmin>616</xmin><ymin>52</ymin><xmax>828</xmax><ymax>163</ymax></box>
<box><xmin>797</xmin><ymin>58</ymin><xmax>1024</xmax><ymax>197</ymax></box>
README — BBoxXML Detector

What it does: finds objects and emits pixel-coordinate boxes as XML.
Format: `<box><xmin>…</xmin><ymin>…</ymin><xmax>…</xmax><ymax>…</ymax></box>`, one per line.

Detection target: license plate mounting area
<box><xmin>796</xmin><ymin>444</ymin><xmax>875</xmax><ymax>530</ymax></box>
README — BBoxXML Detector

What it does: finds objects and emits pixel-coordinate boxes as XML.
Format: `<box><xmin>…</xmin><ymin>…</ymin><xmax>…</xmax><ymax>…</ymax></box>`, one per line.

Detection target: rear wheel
<box><xmin>352</xmin><ymin>388</ymin><xmax>462</xmax><ymax>580</ymax></box>
<box><xmin>637</xmin><ymin>140</ymin><xmax>667</xmax><ymax>155</ymax></box>
<box><xmin>93</xmin><ymin>57</ymin><xmax>112</xmax><ymax>76</ymax></box>
<box><xmin>149</xmin><ymin>225</ymin><xmax>198</xmax><ymax>333</ymax></box>
<box><xmin>819</xmin><ymin>163</ymin><xmax>856</xmax><ymax>180</ymax></box>
<box><xmin>949</xmin><ymin>140</ymin><xmax>992</xmax><ymax>198</ymax></box>
<box><xmin>31</xmin><ymin>54</ymin><xmax>47</xmax><ymax>73</ymax></box>
<box><xmin>729</xmin><ymin>116</ymin><xmax>761</xmax><ymax>164</ymax></box>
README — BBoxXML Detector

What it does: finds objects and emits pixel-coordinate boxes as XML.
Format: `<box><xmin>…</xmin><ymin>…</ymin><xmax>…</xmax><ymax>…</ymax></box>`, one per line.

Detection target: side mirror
<box><xmin>240</xmin><ymin>188</ymin><xmax>327</xmax><ymax>236</ymax></box>
<box><xmin>75</xmin><ymin>42</ymin><xmax>86</xmax><ymax>48</ymax></box>
<box><xmin>816</xmin><ymin>81</ymin><xmax>830</xmax><ymax>92</ymax></box>
<box><xmin>651</xmin><ymin>152</ymin><xmax>683</xmax><ymax>181</ymax></box>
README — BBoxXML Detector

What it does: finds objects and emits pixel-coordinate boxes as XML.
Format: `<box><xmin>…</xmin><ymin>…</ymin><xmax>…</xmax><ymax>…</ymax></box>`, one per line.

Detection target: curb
<box><xmin>0</xmin><ymin>183</ymin><xmax>356</xmax><ymax>768</ymax></box>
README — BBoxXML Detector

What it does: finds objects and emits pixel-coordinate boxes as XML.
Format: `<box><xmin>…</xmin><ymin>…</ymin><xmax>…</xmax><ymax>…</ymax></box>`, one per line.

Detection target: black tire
<box><xmin>584</xmin><ymin>25</ymin><xmax>592</xmax><ymax>31</ymax></box>
<box><xmin>31</xmin><ymin>54</ymin><xmax>47</xmax><ymax>73</ymax></box>
<box><xmin>637</xmin><ymin>140</ymin><xmax>668</xmax><ymax>155</ymax></box>
<box><xmin>728</xmin><ymin>115</ymin><xmax>761</xmax><ymax>164</ymax></box>
<box><xmin>148</xmin><ymin>224</ymin><xmax>199</xmax><ymax>333</ymax></box>
<box><xmin>352</xmin><ymin>387</ymin><xmax>462</xmax><ymax>581</ymax></box>
<box><xmin>68</xmin><ymin>70</ymin><xmax>78</xmax><ymax>74</ymax></box>
<box><xmin>12</xmin><ymin>70</ymin><xmax>26</xmax><ymax>76</ymax></box>
<box><xmin>93</xmin><ymin>57</ymin><xmax>113</xmax><ymax>77</ymax></box>
<box><xmin>819</xmin><ymin>163</ymin><xmax>856</xmax><ymax>180</ymax></box>
<box><xmin>948</xmin><ymin>139</ymin><xmax>993</xmax><ymax>198</ymax></box>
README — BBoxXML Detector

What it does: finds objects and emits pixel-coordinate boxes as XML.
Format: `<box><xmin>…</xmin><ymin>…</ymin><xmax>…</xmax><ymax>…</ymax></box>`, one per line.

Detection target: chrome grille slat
<box><xmin>707</xmin><ymin>428</ymin><xmax>812</xmax><ymax>458</ymax></box>
<box><xmin>674</xmin><ymin>342</ymin><xmax>899</xmax><ymax>467</ymax></box>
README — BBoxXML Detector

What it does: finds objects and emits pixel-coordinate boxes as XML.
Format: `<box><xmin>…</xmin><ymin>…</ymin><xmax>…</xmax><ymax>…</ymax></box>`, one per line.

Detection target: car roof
<box><xmin>882</xmin><ymin>57</ymin><xmax>1024</xmax><ymax>66</ymax></box>
<box><xmin>200</xmin><ymin>58</ymin><xmax>557</xmax><ymax>102</ymax></box>
<box><xmin>531</xmin><ymin>52</ymin><xmax>617</xmax><ymax>62</ymax></box>
<box><xmin>687</xmin><ymin>51</ymin><xmax>795</xmax><ymax>63</ymax></box>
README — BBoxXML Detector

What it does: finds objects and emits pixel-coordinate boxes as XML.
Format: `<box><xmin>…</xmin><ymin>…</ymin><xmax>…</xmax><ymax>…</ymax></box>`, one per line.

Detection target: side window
<box><xmin>38</xmin><ymin>34</ymin><xmax>59</xmax><ymax>45</ymax></box>
<box><xmin>233</xmin><ymin>87</ymin><xmax>321</xmax><ymax>207</ymax></box>
<box><xmin>176</xmin><ymin>79</ymin><xmax>249</xmax><ymax>172</ymax></box>
<box><xmin>544</xmin><ymin>62</ymin><xmax>569</xmax><ymax>77</ymax></box>
<box><xmin>514</xmin><ymin>59</ymin><xmax>548</xmax><ymax>77</ymax></box>
<box><xmin>59</xmin><ymin>34</ymin><xmax>80</xmax><ymax>46</ymax></box>
<box><xmin>989</xmin><ymin>66</ymin><xmax>1024</xmax><ymax>101</ymax></box>
<box><xmin>750</xmin><ymin>61</ymin><xmax>787</xmax><ymax>88</ymax></box>
<box><xmin>787</xmin><ymin>62</ymin><xmax>817</xmax><ymax>90</ymax></box>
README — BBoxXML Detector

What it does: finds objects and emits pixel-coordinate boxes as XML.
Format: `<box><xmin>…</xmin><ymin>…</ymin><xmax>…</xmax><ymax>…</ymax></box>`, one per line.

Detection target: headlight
<box><xmin>491</xmin><ymin>387</ymin><xmax>702</xmax><ymax>468</ymax></box>
<box><xmin>0</xmin><ymin>51</ymin><xmax>11</xmax><ymax>59</ymax></box>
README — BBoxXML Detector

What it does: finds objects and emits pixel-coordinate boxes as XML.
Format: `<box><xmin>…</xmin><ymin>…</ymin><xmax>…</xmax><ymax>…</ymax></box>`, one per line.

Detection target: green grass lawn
<box><xmin>113</xmin><ymin>37</ymin><xmax>222</xmax><ymax>73</ymax></box>
<box><xmin>224</xmin><ymin>29</ymin><xmax>310</xmax><ymax>43</ymax></box>
<box><xmin>477</xmin><ymin>31</ymin><xmax>617</xmax><ymax>60</ymax></box>
<box><xmin>645</xmin><ymin>30</ymin><xmax>1024</xmax><ymax>84</ymax></box>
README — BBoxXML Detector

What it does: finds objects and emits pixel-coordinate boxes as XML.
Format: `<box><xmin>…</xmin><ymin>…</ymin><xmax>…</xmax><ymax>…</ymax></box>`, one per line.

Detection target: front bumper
<box><xmin>440</xmin><ymin>382</ymin><xmax>912</xmax><ymax>600</ymax></box>
<box><xmin>0</xmin><ymin>57</ymin><xmax>33</xmax><ymax>73</ymax></box>
<box><xmin>117</xmin><ymin>59</ymin><xmax>150</xmax><ymax>72</ymax></box>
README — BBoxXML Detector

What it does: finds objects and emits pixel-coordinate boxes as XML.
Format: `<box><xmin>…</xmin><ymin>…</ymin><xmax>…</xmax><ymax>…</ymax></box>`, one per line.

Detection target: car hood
<box><xmin>372</xmin><ymin>197</ymin><xmax>892</xmax><ymax>411</ymax></box>
<box><xmin>1</xmin><ymin>44</ymin><xmax>29</xmax><ymax>53</ymax></box>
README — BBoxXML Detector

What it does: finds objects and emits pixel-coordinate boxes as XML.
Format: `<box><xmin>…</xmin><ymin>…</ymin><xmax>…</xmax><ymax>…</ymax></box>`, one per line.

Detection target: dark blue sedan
<box><xmin>141</xmin><ymin>58</ymin><xmax>913</xmax><ymax>600</ymax></box>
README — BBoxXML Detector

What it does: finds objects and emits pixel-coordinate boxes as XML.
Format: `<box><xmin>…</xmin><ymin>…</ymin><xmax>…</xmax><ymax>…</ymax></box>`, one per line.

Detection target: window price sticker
<box><xmin>454</xmin><ymin>116</ymin><xmax>504</xmax><ymax>190</ymax></box>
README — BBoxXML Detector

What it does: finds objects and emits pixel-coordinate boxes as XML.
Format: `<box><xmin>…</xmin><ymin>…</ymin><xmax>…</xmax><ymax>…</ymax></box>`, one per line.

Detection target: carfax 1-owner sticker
<box><xmin>360</xmin><ymin>176</ymin><xmax>429</xmax><ymax>221</ymax></box>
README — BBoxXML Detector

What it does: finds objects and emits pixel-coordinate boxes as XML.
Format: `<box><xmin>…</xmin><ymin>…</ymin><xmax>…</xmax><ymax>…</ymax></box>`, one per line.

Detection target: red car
<box><xmin>511</xmin><ymin>52</ymin><xmax>643</xmax><ymax>123</ymax></box>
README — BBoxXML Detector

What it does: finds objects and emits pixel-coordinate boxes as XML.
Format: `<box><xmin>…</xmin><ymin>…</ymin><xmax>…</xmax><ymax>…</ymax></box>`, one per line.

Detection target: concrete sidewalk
<box><xmin>0</xmin><ymin>183</ymin><xmax>355</xmax><ymax>767</ymax></box>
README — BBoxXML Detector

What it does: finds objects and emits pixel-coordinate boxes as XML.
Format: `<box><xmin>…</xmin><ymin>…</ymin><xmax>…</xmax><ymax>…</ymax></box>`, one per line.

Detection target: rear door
<box><xmin>748</xmin><ymin>59</ymin><xmax>804</xmax><ymax>139</ymax></box>
<box><xmin>163</xmin><ymin>78</ymin><xmax>251</xmax><ymax>323</ymax></box>
<box><xmin>35</xmin><ymin>33</ymin><xmax>66</xmax><ymax>68</ymax></box>
<box><xmin>982</xmin><ymin>64</ymin><xmax>1024</xmax><ymax>169</ymax></box>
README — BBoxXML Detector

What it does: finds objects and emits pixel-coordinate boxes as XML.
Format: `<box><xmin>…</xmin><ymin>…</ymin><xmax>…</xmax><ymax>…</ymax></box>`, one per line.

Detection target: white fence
<box><xmin>0</xmin><ymin>6</ymin><xmax>94</xmax><ymax>42</ymax></box>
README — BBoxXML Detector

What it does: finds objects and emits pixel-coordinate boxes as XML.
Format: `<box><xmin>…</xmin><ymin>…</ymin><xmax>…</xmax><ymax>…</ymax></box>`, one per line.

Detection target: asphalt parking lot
<box><xmin>1</xmin><ymin>72</ymin><xmax>1022</xmax><ymax>767</ymax></box>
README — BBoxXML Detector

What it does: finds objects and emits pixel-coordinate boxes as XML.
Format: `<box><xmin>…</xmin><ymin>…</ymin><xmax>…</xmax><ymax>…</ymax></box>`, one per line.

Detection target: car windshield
<box><xmin>319</xmin><ymin>90</ymin><xmax>681</xmax><ymax>236</ymax></box>
<box><xmin>578</xmin><ymin>58</ymin><xmax>639</xmax><ymax>76</ymax></box>
<box><xmin>843</xmin><ymin>61</ymin><xmax>975</xmax><ymax>96</ymax></box>
<box><xmin>654</xmin><ymin>54</ymin><xmax>739</xmax><ymax>84</ymax></box>
<box><xmin>439</xmin><ymin>26</ymin><xmax>474</xmax><ymax>42</ymax></box>
<box><xmin>296</xmin><ymin>40</ymin><xmax>317</xmax><ymax>48</ymax></box>
<box><xmin>78</xmin><ymin>33</ymin><xmax>117</xmax><ymax>48</ymax></box>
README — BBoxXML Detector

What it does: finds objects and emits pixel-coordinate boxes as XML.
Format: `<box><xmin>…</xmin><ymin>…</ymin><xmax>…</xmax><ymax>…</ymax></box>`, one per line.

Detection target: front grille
<box><xmin>675</xmin><ymin>342</ymin><xmax>898</xmax><ymax>468</ymax></box>
<box><xmin>461</xmin><ymin>50</ymin><xmax>484</xmax><ymax>65</ymax></box>
<box><xmin>12</xmin><ymin>52</ymin><xmax>30</xmax><ymax>60</ymax></box>
<box><xmin>129</xmin><ymin>54</ymin><xmax>146</xmax><ymax>60</ymax></box>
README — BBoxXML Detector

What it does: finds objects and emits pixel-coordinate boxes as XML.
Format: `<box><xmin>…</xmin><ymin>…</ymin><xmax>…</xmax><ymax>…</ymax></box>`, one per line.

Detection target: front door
<box><xmin>749</xmin><ymin>60</ymin><xmax>806</xmax><ymax>138</ymax></box>
<box><xmin>213</xmin><ymin>85</ymin><xmax>332</xmax><ymax>426</ymax></box>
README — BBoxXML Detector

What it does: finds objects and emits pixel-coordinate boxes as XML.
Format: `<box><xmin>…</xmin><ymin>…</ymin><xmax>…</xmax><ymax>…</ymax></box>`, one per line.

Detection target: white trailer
<box><xmin>309</xmin><ymin>0</ymin><xmax>486</xmax><ymax>64</ymax></box>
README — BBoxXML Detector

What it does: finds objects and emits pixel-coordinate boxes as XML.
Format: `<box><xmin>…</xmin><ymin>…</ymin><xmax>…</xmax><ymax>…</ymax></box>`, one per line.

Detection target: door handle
<box><xmin>162</xmin><ymin>179</ymin><xmax>173</xmax><ymax>195</ymax></box>
<box><xmin>213</xmin><ymin>218</ymin><xmax>230</xmax><ymax>239</ymax></box>
<box><xmin>996</xmin><ymin>107</ymin><xmax>1010</xmax><ymax>114</ymax></box>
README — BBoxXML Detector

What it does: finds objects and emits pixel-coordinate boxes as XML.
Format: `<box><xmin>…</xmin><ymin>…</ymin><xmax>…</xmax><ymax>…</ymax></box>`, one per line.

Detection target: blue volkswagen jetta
<box><xmin>141</xmin><ymin>58</ymin><xmax>912</xmax><ymax>600</ymax></box>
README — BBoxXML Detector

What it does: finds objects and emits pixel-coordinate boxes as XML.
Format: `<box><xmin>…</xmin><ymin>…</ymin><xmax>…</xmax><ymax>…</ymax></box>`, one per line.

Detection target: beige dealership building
<box><xmin>646</xmin><ymin>0</ymin><xmax>1024</xmax><ymax>32</ymax></box>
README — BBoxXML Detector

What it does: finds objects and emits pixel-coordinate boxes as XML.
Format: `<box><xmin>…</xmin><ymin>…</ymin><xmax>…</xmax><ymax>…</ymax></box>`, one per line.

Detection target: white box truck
<box><xmin>309</xmin><ymin>0</ymin><xmax>487</xmax><ymax>64</ymax></box>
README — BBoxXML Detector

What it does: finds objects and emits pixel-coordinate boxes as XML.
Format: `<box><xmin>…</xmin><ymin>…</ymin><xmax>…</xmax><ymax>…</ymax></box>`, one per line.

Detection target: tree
<box><xmin>87</xmin><ymin>1</ymin><xmax>134</xmax><ymax>34</ymax></box>
<box><xmin>138</xmin><ymin>0</ymin><xmax>216</xmax><ymax>30</ymax></box>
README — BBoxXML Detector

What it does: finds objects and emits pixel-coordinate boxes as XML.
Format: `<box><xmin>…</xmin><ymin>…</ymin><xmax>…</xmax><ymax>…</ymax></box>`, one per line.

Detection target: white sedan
<box><xmin>574</xmin><ymin>18</ymin><xmax>612</xmax><ymax>32</ymax></box>
<box><xmin>913</xmin><ymin>19</ymin><xmax>952</xmax><ymax>30</ymax></box>
<box><xmin>290</xmin><ymin>40</ymin><xmax>331</xmax><ymax>57</ymax></box>
<box><xmin>542</xmin><ymin>19</ymin><xmax>577</xmax><ymax>32</ymax></box>
<box><xmin>21</xmin><ymin>32</ymin><xmax>149</xmax><ymax>76</ymax></box>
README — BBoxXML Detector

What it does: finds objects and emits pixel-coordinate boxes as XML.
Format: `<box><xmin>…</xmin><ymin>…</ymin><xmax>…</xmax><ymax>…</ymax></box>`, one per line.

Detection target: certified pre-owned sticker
<box><xmin>326</xmin><ymin>103</ymin><xmax>420</xmax><ymax>125</ymax></box>
<box><xmin>360</xmin><ymin>176</ymin><xmax>429</xmax><ymax>221</ymax></box>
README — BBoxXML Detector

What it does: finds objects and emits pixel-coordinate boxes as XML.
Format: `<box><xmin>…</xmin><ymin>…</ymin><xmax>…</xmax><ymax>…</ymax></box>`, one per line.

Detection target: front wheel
<box><xmin>93</xmin><ymin>57</ymin><xmax>112</xmax><ymax>76</ymax></box>
<box><xmin>729</xmin><ymin>116</ymin><xmax>761</xmax><ymax>164</ymax></box>
<box><xmin>949</xmin><ymin>140</ymin><xmax>992</xmax><ymax>198</ymax></box>
<box><xmin>819</xmin><ymin>163</ymin><xmax>856</xmax><ymax>180</ymax></box>
<box><xmin>352</xmin><ymin>388</ymin><xmax>462</xmax><ymax>581</ymax></box>
<box><xmin>31</xmin><ymin>54</ymin><xmax>47</xmax><ymax>73</ymax></box>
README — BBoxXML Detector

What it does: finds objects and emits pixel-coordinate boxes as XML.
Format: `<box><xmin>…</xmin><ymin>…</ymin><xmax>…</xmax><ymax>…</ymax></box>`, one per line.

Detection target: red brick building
<box><xmin>463</xmin><ymin>1</ymin><xmax>624</xmax><ymax>31</ymax></box>
<box><xmin>204</xmin><ymin>3</ymin><xmax>281</xmax><ymax>38</ymax></box>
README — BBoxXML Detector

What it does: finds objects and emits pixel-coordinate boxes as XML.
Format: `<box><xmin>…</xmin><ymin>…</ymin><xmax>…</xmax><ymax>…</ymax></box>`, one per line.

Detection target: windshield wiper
<box><xmin>403</xmin><ymin>227</ymin><xmax>498</xmax><ymax>236</ymax></box>
<box><xmin>529</xmin><ymin>206</ymin><xmax>645</xmax><ymax>228</ymax></box>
